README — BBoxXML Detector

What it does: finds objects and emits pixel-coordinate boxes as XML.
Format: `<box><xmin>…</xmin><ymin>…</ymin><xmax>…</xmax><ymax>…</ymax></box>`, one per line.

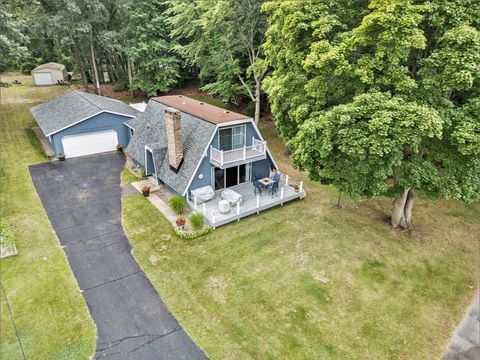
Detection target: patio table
<box><xmin>258</xmin><ymin>177</ymin><xmax>274</xmax><ymax>187</ymax></box>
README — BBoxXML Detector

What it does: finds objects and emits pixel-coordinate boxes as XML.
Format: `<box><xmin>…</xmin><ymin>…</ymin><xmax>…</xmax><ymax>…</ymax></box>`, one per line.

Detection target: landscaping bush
<box><xmin>168</xmin><ymin>195</ymin><xmax>188</xmax><ymax>215</ymax></box>
<box><xmin>175</xmin><ymin>226</ymin><xmax>214</xmax><ymax>240</ymax></box>
<box><xmin>189</xmin><ymin>212</ymin><xmax>205</xmax><ymax>230</ymax></box>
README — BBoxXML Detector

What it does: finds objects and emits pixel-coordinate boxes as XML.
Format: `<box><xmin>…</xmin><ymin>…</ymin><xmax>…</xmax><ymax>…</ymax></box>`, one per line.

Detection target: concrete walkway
<box><xmin>442</xmin><ymin>293</ymin><xmax>480</xmax><ymax>360</ymax></box>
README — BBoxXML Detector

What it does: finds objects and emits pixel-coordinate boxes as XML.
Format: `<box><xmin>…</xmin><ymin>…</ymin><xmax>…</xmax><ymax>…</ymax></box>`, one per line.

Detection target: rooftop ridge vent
<box><xmin>199</xmin><ymin>102</ymin><xmax>204</xmax><ymax>105</ymax></box>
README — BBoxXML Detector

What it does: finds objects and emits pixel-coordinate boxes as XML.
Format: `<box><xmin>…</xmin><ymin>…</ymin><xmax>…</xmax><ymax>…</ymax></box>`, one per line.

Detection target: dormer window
<box><xmin>218</xmin><ymin>125</ymin><xmax>245</xmax><ymax>151</ymax></box>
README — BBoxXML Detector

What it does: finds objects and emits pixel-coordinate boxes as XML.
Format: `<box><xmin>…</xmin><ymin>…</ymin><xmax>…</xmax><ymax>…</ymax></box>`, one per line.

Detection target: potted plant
<box><xmin>294</xmin><ymin>184</ymin><xmax>299</xmax><ymax>192</ymax></box>
<box><xmin>58</xmin><ymin>153</ymin><xmax>66</xmax><ymax>161</ymax></box>
<box><xmin>116</xmin><ymin>144</ymin><xmax>123</xmax><ymax>152</ymax></box>
<box><xmin>176</xmin><ymin>215</ymin><xmax>186</xmax><ymax>228</ymax></box>
<box><xmin>142</xmin><ymin>186</ymin><xmax>150</xmax><ymax>197</ymax></box>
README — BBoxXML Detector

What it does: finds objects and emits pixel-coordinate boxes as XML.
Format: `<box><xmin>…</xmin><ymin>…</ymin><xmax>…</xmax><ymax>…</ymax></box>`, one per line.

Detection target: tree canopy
<box><xmin>263</xmin><ymin>0</ymin><xmax>480</xmax><ymax>227</ymax></box>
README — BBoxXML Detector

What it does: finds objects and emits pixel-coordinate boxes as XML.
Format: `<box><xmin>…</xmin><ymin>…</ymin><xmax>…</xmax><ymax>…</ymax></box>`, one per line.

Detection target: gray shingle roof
<box><xmin>30</xmin><ymin>91</ymin><xmax>138</xmax><ymax>136</ymax></box>
<box><xmin>126</xmin><ymin>99</ymin><xmax>216</xmax><ymax>195</ymax></box>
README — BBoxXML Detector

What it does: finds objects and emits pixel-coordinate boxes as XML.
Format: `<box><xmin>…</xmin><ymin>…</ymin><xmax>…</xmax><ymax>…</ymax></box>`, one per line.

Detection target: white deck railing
<box><xmin>210</xmin><ymin>138</ymin><xmax>266</xmax><ymax>166</ymax></box>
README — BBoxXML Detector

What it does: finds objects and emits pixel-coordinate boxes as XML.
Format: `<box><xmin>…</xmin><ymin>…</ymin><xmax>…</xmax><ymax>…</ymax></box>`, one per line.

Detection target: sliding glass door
<box><xmin>218</xmin><ymin>125</ymin><xmax>246</xmax><ymax>151</ymax></box>
<box><xmin>213</xmin><ymin>163</ymin><xmax>251</xmax><ymax>190</ymax></box>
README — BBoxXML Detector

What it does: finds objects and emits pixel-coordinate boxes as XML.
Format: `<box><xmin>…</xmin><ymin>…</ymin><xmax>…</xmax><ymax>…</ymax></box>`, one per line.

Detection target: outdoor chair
<box><xmin>270</xmin><ymin>180</ymin><xmax>279</xmax><ymax>197</ymax></box>
<box><xmin>253</xmin><ymin>177</ymin><xmax>262</xmax><ymax>195</ymax></box>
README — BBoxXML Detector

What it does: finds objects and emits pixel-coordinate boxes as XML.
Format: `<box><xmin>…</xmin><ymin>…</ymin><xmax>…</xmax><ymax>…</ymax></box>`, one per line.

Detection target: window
<box><xmin>212</xmin><ymin>163</ymin><xmax>252</xmax><ymax>190</ymax></box>
<box><xmin>218</xmin><ymin>125</ymin><xmax>245</xmax><ymax>151</ymax></box>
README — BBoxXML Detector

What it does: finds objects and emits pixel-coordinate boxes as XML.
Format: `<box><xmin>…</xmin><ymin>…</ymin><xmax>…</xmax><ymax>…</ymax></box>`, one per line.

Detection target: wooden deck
<box><xmin>187</xmin><ymin>180</ymin><xmax>305</xmax><ymax>227</ymax></box>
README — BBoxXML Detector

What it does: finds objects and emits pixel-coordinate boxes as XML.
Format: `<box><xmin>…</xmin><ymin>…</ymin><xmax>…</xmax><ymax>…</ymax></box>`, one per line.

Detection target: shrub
<box><xmin>169</xmin><ymin>195</ymin><xmax>188</xmax><ymax>215</ymax></box>
<box><xmin>189</xmin><ymin>212</ymin><xmax>205</xmax><ymax>230</ymax></box>
<box><xmin>175</xmin><ymin>226</ymin><xmax>214</xmax><ymax>240</ymax></box>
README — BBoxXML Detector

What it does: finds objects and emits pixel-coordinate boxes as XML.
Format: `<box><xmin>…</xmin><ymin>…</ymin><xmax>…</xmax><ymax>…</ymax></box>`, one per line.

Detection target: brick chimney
<box><xmin>164</xmin><ymin>107</ymin><xmax>183</xmax><ymax>171</ymax></box>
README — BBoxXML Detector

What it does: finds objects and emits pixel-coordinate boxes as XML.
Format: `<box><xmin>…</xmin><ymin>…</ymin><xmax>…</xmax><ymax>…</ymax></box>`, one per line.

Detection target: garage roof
<box><xmin>32</xmin><ymin>62</ymin><xmax>66</xmax><ymax>72</ymax></box>
<box><xmin>30</xmin><ymin>91</ymin><xmax>139</xmax><ymax>136</ymax></box>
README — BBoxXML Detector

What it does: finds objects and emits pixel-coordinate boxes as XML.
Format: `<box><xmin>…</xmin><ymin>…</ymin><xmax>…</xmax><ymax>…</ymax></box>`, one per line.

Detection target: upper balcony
<box><xmin>210</xmin><ymin>138</ymin><xmax>267</xmax><ymax>168</ymax></box>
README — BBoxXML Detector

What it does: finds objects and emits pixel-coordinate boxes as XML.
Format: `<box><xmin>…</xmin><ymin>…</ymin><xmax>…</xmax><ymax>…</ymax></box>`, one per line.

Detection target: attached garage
<box><xmin>62</xmin><ymin>130</ymin><xmax>118</xmax><ymax>158</ymax></box>
<box><xmin>31</xmin><ymin>62</ymin><xmax>67</xmax><ymax>86</ymax></box>
<box><xmin>30</xmin><ymin>91</ymin><xmax>139</xmax><ymax>158</ymax></box>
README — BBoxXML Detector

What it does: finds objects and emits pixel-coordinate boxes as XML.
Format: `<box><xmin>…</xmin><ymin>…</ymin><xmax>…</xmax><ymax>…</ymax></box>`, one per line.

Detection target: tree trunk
<box><xmin>72</xmin><ymin>46</ymin><xmax>88</xmax><ymax>92</ymax></box>
<box><xmin>127</xmin><ymin>54</ymin><xmax>133</xmax><ymax>98</ymax></box>
<box><xmin>404</xmin><ymin>188</ymin><xmax>416</xmax><ymax>227</ymax></box>
<box><xmin>254</xmin><ymin>79</ymin><xmax>261</xmax><ymax>125</ymax></box>
<box><xmin>89</xmin><ymin>31</ymin><xmax>101</xmax><ymax>96</ymax></box>
<box><xmin>391</xmin><ymin>188</ymin><xmax>416</xmax><ymax>229</ymax></box>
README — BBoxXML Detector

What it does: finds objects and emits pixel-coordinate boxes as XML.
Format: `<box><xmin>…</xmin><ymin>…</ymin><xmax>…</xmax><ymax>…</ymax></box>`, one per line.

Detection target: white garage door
<box><xmin>61</xmin><ymin>130</ymin><xmax>118</xmax><ymax>158</ymax></box>
<box><xmin>34</xmin><ymin>72</ymin><xmax>53</xmax><ymax>86</ymax></box>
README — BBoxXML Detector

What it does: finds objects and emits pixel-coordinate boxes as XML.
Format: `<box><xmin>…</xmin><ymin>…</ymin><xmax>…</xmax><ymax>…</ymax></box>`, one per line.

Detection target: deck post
<box><xmin>194</xmin><ymin>196</ymin><xmax>198</xmax><ymax>210</ymax></box>
<box><xmin>210</xmin><ymin>145</ymin><xmax>212</xmax><ymax>159</ymax></box>
<box><xmin>220</xmin><ymin>150</ymin><xmax>224</xmax><ymax>166</ymax></box>
<box><xmin>299</xmin><ymin>181</ymin><xmax>304</xmax><ymax>198</ymax></box>
<box><xmin>202</xmin><ymin>203</ymin><xmax>206</xmax><ymax>215</ymax></box>
<box><xmin>285</xmin><ymin>175</ymin><xmax>289</xmax><ymax>187</ymax></box>
<box><xmin>243</xmin><ymin>146</ymin><xmax>246</xmax><ymax>160</ymax></box>
<box><xmin>237</xmin><ymin>202</ymin><xmax>240</xmax><ymax>221</ymax></box>
<box><xmin>280</xmin><ymin>187</ymin><xmax>284</xmax><ymax>206</ymax></box>
<box><xmin>256</xmin><ymin>194</ymin><xmax>260</xmax><ymax>214</ymax></box>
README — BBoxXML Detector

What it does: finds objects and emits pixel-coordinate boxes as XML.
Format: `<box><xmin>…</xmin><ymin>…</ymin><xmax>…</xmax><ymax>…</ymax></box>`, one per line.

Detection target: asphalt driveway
<box><xmin>29</xmin><ymin>152</ymin><xmax>207</xmax><ymax>359</ymax></box>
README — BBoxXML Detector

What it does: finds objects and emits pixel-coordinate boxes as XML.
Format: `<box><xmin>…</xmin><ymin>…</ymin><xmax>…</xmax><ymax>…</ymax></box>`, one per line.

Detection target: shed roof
<box><xmin>30</xmin><ymin>91</ymin><xmax>138</xmax><ymax>136</ymax></box>
<box><xmin>32</xmin><ymin>62</ymin><xmax>66</xmax><ymax>72</ymax></box>
<box><xmin>126</xmin><ymin>99</ymin><xmax>216</xmax><ymax>195</ymax></box>
<box><xmin>153</xmin><ymin>95</ymin><xmax>250</xmax><ymax>124</ymax></box>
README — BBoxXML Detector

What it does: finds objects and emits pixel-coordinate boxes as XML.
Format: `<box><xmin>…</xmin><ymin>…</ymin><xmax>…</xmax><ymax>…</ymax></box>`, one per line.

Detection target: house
<box><xmin>30</xmin><ymin>91</ymin><xmax>138</xmax><ymax>158</ymax></box>
<box><xmin>126</xmin><ymin>95</ymin><xmax>305</xmax><ymax>226</ymax></box>
<box><xmin>31</xmin><ymin>62</ymin><xmax>67</xmax><ymax>86</ymax></box>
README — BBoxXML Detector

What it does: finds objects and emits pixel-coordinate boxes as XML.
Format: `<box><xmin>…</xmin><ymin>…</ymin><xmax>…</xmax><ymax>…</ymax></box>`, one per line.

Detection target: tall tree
<box><xmin>263</xmin><ymin>0</ymin><xmax>480</xmax><ymax>227</ymax></box>
<box><xmin>0</xmin><ymin>4</ymin><xmax>29</xmax><ymax>71</ymax></box>
<box><xmin>127</xmin><ymin>0</ymin><xmax>180</xmax><ymax>95</ymax></box>
<box><xmin>169</xmin><ymin>0</ymin><xmax>268</xmax><ymax>124</ymax></box>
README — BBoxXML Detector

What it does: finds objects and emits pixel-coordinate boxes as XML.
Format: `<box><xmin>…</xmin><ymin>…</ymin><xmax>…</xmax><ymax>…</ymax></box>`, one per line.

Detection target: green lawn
<box><xmin>122</xmin><ymin>121</ymin><xmax>479</xmax><ymax>359</ymax></box>
<box><xmin>121</xmin><ymin>168</ymin><xmax>142</xmax><ymax>184</ymax></box>
<box><xmin>0</xmin><ymin>74</ymin><xmax>96</xmax><ymax>359</ymax></box>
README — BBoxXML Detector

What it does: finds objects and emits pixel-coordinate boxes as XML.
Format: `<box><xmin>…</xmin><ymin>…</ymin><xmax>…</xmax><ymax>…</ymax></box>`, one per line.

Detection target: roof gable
<box><xmin>30</xmin><ymin>91</ymin><xmax>138</xmax><ymax>136</ymax></box>
<box><xmin>126</xmin><ymin>99</ymin><xmax>216</xmax><ymax>194</ymax></box>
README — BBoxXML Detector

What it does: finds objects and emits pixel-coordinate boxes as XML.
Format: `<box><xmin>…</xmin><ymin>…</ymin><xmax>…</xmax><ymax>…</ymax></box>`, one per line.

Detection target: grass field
<box><xmin>0</xmin><ymin>75</ymin><xmax>96</xmax><ymax>359</ymax></box>
<box><xmin>122</xmin><ymin>105</ymin><xmax>479</xmax><ymax>359</ymax></box>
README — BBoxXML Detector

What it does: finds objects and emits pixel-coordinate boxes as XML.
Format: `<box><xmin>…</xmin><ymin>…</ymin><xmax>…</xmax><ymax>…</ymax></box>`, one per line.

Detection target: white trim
<box><xmin>250</xmin><ymin>120</ymin><xmax>279</xmax><ymax>169</ymax></box>
<box><xmin>182</xmin><ymin>119</ymin><xmax>278</xmax><ymax>196</ymax></box>
<box><xmin>124</xmin><ymin>122</ymin><xmax>135</xmax><ymax>130</ymax></box>
<box><xmin>45</xmin><ymin>110</ymin><xmax>136</xmax><ymax>137</ymax></box>
<box><xmin>182</xmin><ymin>124</ymin><xmax>219</xmax><ymax>196</ymax></box>
<box><xmin>216</xmin><ymin>119</ymin><xmax>253</xmax><ymax>128</ymax></box>
<box><xmin>145</xmin><ymin>146</ymin><xmax>157</xmax><ymax>176</ymax></box>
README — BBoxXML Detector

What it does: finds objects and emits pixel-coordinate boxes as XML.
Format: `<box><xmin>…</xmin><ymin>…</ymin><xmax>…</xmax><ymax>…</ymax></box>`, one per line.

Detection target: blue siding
<box><xmin>51</xmin><ymin>112</ymin><xmax>132</xmax><ymax>155</ymax></box>
<box><xmin>188</xmin><ymin>121</ymin><xmax>276</xmax><ymax>194</ymax></box>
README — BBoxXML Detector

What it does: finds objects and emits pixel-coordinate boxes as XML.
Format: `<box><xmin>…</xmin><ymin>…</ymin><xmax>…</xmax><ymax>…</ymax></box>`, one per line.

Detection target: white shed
<box><xmin>31</xmin><ymin>62</ymin><xmax>67</xmax><ymax>86</ymax></box>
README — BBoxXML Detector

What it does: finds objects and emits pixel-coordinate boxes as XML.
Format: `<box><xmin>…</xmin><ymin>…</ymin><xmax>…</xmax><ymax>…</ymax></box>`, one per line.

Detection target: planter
<box><xmin>58</xmin><ymin>153</ymin><xmax>66</xmax><ymax>161</ymax></box>
<box><xmin>142</xmin><ymin>186</ymin><xmax>150</xmax><ymax>197</ymax></box>
<box><xmin>116</xmin><ymin>144</ymin><xmax>124</xmax><ymax>152</ymax></box>
<box><xmin>176</xmin><ymin>216</ymin><xmax>186</xmax><ymax>228</ymax></box>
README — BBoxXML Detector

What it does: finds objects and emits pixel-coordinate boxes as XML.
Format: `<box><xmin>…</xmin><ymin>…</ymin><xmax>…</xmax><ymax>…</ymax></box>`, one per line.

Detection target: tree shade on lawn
<box><xmin>262</xmin><ymin>0</ymin><xmax>480</xmax><ymax>227</ymax></box>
